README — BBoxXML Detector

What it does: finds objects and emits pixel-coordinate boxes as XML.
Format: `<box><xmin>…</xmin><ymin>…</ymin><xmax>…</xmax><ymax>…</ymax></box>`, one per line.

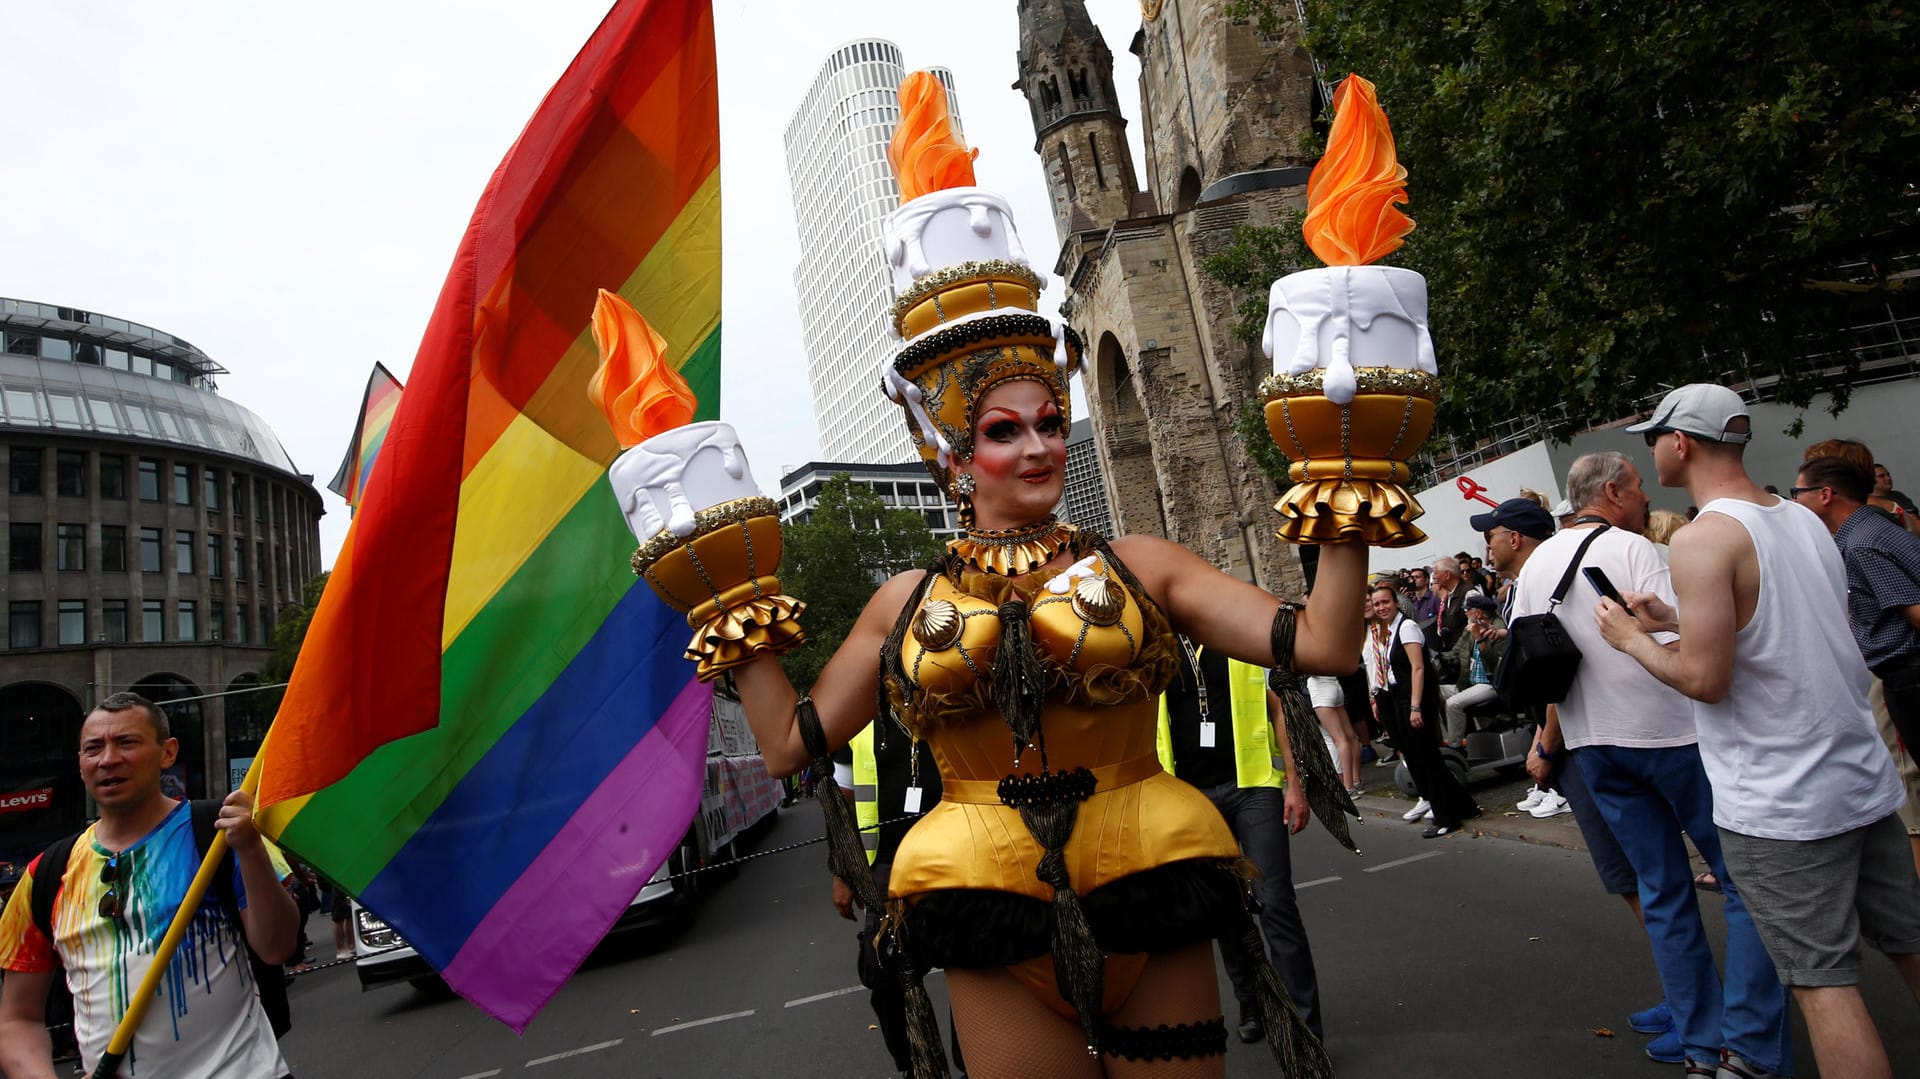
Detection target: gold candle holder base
<box><xmin>632</xmin><ymin>497</ymin><xmax>807</xmax><ymax>681</ymax></box>
<box><xmin>1260</xmin><ymin>369</ymin><xmax>1439</xmax><ymax>549</ymax></box>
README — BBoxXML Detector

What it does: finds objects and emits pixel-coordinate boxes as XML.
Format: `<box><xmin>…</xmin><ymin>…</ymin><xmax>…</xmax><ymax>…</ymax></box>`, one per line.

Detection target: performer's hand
<box><xmin>1283</xmin><ymin>783</ymin><xmax>1310</xmax><ymax>835</ymax></box>
<box><xmin>1525</xmin><ymin>750</ymin><xmax>1553</xmax><ymax>786</ymax></box>
<box><xmin>831</xmin><ymin>875</ymin><xmax>859</xmax><ymax>920</ymax></box>
<box><xmin>1408</xmin><ymin>706</ymin><xmax>1425</xmax><ymax>730</ymax></box>
<box><xmin>216</xmin><ymin>789</ymin><xmax>264</xmax><ymax>855</ymax></box>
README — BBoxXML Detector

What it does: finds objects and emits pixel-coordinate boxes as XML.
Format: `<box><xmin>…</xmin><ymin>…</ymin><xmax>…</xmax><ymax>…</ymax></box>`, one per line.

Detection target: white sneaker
<box><xmin>1529</xmin><ymin>791</ymin><xmax>1572</xmax><ymax>818</ymax></box>
<box><xmin>1402</xmin><ymin>798</ymin><xmax>1432</xmax><ymax>822</ymax></box>
<box><xmin>1516</xmin><ymin>787</ymin><xmax>1548</xmax><ymax>812</ymax></box>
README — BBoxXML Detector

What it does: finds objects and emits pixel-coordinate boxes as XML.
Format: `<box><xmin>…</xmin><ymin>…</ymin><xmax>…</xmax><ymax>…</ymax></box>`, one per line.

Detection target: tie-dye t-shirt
<box><xmin>0</xmin><ymin>800</ymin><xmax>288</xmax><ymax>1078</ymax></box>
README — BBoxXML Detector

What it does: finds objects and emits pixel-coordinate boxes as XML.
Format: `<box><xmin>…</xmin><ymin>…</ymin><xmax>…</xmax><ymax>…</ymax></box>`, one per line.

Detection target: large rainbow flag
<box><xmin>255</xmin><ymin>0</ymin><xmax>721</xmax><ymax>1030</ymax></box>
<box><xmin>325</xmin><ymin>363</ymin><xmax>404</xmax><ymax>509</ymax></box>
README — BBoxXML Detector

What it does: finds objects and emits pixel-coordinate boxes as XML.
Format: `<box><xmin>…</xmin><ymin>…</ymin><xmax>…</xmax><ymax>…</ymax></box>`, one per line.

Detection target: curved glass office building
<box><xmin>0</xmin><ymin>298</ymin><xmax>323</xmax><ymax>878</ymax></box>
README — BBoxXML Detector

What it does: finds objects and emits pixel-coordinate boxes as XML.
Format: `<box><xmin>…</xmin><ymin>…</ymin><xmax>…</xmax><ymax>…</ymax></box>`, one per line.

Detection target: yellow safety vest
<box><xmin>1155</xmin><ymin>651</ymin><xmax>1284</xmax><ymax>789</ymax></box>
<box><xmin>851</xmin><ymin>721</ymin><xmax>879</xmax><ymax>865</ymax></box>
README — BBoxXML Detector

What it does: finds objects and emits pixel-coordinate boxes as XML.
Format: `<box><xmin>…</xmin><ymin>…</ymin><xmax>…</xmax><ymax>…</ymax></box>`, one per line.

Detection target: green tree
<box><xmin>779</xmin><ymin>474</ymin><xmax>946</xmax><ymax>690</ymax></box>
<box><xmin>258</xmin><ymin>572</ymin><xmax>330</xmax><ymax>714</ymax></box>
<box><xmin>1212</xmin><ymin>0</ymin><xmax>1920</xmax><ymax>442</ymax></box>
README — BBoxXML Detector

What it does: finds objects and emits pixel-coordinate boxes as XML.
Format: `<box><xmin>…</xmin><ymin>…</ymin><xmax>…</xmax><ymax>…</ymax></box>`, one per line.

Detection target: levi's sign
<box><xmin>0</xmin><ymin>787</ymin><xmax>53</xmax><ymax>814</ymax></box>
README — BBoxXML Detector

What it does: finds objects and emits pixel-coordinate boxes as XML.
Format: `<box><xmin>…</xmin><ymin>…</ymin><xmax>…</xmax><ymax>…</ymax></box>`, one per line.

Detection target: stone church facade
<box><xmin>1016</xmin><ymin>0</ymin><xmax>1324</xmax><ymax>594</ymax></box>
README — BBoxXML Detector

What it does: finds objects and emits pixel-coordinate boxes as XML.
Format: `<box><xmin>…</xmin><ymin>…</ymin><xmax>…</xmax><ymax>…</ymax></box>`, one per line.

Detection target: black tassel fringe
<box><xmin>1018</xmin><ymin>797</ymin><xmax>1104</xmax><ymax>1054</ymax></box>
<box><xmin>1270</xmin><ymin>603</ymin><xmax>1361</xmax><ymax>853</ymax></box>
<box><xmin>892</xmin><ymin>912</ymin><xmax>952</xmax><ymax>1078</ymax></box>
<box><xmin>993</xmin><ymin>600</ymin><xmax>1048</xmax><ymax>757</ymax></box>
<box><xmin>795</xmin><ymin>697</ymin><xmax>885</xmax><ymax>911</ymax></box>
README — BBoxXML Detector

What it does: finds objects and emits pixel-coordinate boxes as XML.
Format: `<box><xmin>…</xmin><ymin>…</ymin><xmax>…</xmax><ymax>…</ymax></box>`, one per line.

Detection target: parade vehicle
<box><xmin>352</xmin><ymin>689</ymin><xmax>781</xmax><ymax>992</ymax></box>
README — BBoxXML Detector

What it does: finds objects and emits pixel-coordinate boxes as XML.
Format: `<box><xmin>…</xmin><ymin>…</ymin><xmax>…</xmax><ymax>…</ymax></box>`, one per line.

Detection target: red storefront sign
<box><xmin>0</xmin><ymin>787</ymin><xmax>53</xmax><ymax>814</ymax></box>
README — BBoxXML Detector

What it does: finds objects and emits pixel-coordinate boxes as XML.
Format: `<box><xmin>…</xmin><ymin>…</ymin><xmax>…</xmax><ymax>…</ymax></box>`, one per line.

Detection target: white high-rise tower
<box><xmin>784</xmin><ymin>41</ymin><xmax>961</xmax><ymax>464</ymax></box>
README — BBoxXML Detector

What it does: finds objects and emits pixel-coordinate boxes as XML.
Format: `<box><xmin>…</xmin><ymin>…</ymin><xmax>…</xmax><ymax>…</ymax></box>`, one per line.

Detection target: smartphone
<box><xmin>1582</xmin><ymin>566</ymin><xmax>1636</xmax><ymax>617</ymax></box>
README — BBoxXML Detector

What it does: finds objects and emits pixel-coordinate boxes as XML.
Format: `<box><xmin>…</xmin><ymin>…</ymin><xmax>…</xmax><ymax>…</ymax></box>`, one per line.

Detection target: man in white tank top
<box><xmin>1599</xmin><ymin>383</ymin><xmax>1920</xmax><ymax>1079</ymax></box>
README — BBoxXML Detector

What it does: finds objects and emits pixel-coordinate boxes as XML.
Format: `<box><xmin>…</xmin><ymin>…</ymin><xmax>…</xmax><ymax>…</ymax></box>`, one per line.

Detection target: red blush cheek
<box><xmin>973</xmin><ymin>451</ymin><xmax>1020</xmax><ymax>482</ymax></box>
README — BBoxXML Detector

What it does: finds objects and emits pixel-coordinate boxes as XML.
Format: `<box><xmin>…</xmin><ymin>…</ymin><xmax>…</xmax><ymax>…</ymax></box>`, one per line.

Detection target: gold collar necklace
<box><xmin>951</xmin><ymin>517</ymin><xmax>1077</xmax><ymax>576</ymax></box>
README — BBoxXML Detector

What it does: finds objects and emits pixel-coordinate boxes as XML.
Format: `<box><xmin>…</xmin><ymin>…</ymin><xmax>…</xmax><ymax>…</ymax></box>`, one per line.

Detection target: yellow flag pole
<box><xmin>91</xmin><ymin>755</ymin><xmax>266</xmax><ymax>1079</ymax></box>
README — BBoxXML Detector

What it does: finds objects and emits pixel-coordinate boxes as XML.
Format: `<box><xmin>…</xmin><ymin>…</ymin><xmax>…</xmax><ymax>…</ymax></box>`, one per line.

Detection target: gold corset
<box><xmin>885</xmin><ymin>546</ymin><xmax>1238</xmax><ymax>906</ymax></box>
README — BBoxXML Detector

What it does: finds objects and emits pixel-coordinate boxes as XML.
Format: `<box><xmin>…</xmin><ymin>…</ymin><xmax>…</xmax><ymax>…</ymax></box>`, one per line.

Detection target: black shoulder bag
<box><xmin>1493</xmin><ymin>525</ymin><xmax>1608</xmax><ymax>706</ymax></box>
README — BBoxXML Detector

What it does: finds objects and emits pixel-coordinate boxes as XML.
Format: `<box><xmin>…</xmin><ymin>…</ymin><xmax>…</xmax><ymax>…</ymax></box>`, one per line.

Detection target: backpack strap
<box><xmin>1547</xmin><ymin>525</ymin><xmax>1610</xmax><ymax>609</ymax></box>
<box><xmin>28</xmin><ymin>833</ymin><xmax>81</xmax><ymax>942</ymax></box>
<box><xmin>189</xmin><ymin>799</ymin><xmax>244</xmax><ymax>922</ymax></box>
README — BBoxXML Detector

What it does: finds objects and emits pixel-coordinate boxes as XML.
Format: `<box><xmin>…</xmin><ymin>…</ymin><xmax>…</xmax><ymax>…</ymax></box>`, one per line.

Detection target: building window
<box><xmin>236</xmin><ymin>603</ymin><xmax>249</xmax><ymax>644</ymax></box>
<box><xmin>206</xmin><ymin>533</ymin><xmax>222</xmax><ymax>578</ymax></box>
<box><xmin>100</xmin><ymin>525</ymin><xmax>127</xmax><ymax>573</ymax></box>
<box><xmin>254</xmin><ymin>479</ymin><xmax>265</xmax><ymax>521</ymax></box>
<box><xmin>9</xmin><ymin>523</ymin><xmax>41</xmax><ymax>572</ymax></box>
<box><xmin>140</xmin><ymin>527</ymin><xmax>162</xmax><ymax>573</ymax></box>
<box><xmin>138</xmin><ymin>458</ymin><xmax>161</xmax><ymax>501</ymax></box>
<box><xmin>172</xmin><ymin>463</ymin><xmax>192</xmax><ymax>506</ymax></box>
<box><xmin>257</xmin><ymin>541</ymin><xmax>268</xmax><ymax>590</ymax></box>
<box><xmin>233</xmin><ymin>537</ymin><xmax>247</xmax><ymax>582</ymax></box>
<box><xmin>10</xmin><ymin>448</ymin><xmax>42</xmax><ymax>495</ymax></box>
<box><xmin>142</xmin><ymin>600</ymin><xmax>164</xmax><ymax>642</ymax></box>
<box><xmin>177</xmin><ymin>601</ymin><xmax>197</xmax><ymax>642</ymax></box>
<box><xmin>175</xmin><ymin>530</ymin><xmax>195</xmax><ymax>575</ymax></box>
<box><xmin>9</xmin><ymin>602</ymin><xmax>41</xmax><ymax>649</ymax></box>
<box><xmin>203</xmin><ymin>468</ymin><xmax>222</xmax><ymax>512</ymax></box>
<box><xmin>210</xmin><ymin>601</ymin><xmax>225</xmax><ymax>641</ymax></box>
<box><xmin>56</xmin><ymin>450</ymin><xmax>86</xmax><ymax>496</ymax></box>
<box><xmin>261</xmin><ymin>606</ymin><xmax>273</xmax><ymax>643</ymax></box>
<box><xmin>57</xmin><ymin>600</ymin><xmax>85</xmax><ymax>645</ymax></box>
<box><xmin>102</xmin><ymin>600</ymin><xmax>128</xmax><ymax>643</ymax></box>
<box><xmin>99</xmin><ymin>454</ymin><xmax>126</xmax><ymax>499</ymax></box>
<box><xmin>56</xmin><ymin>524</ymin><xmax>85</xmax><ymax>571</ymax></box>
<box><xmin>232</xmin><ymin>474</ymin><xmax>248</xmax><ymax>517</ymax></box>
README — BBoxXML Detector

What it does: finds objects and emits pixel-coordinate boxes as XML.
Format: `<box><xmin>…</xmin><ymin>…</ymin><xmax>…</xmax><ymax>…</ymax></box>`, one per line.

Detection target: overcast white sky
<box><xmin>2</xmin><ymin>0</ymin><xmax>1151</xmax><ymax>565</ymax></box>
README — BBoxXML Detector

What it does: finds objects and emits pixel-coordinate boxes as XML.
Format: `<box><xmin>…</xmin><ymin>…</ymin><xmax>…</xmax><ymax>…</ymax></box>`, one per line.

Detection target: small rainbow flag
<box><xmin>256</xmin><ymin>0</ymin><xmax>721</xmax><ymax>1030</ymax></box>
<box><xmin>326</xmin><ymin>363</ymin><xmax>403</xmax><ymax>509</ymax></box>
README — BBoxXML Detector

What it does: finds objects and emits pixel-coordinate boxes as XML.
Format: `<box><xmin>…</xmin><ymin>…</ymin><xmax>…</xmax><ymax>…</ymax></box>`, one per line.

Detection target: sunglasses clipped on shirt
<box><xmin>98</xmin><ymin>852</ymin><xmax>125</xmax><ymax>920</ymax></box>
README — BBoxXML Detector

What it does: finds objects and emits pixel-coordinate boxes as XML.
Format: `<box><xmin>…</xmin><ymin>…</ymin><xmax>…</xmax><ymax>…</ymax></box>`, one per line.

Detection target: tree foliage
<box><xmin>258</xmin><ymin>571</ymin><xmax>330</xmax><ymax>715</ymax></box>
<box><xmin>1214</xmin><ymin>0</ymin><xmax>1920</xmax><ymax>442</ymax></box>
<box><xmin>778</xmin><ymin>475</ymin><xmax>946</xmax><ymax>691</ymax></box>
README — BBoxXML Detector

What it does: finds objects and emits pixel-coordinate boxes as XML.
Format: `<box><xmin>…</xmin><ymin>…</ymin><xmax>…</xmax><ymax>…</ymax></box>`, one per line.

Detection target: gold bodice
<box><xmin>885</xmin><ymin>544</ymin><xmax>1238</xmax><ymax>903</ymax></box>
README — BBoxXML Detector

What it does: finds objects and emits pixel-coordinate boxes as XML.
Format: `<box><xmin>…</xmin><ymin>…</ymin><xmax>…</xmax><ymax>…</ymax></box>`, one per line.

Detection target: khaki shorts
<box><xmin>1870</xmin><ymin>677</ymin><xmax>1920</xmax><ymax>836</ymax></box>
<box><xmin>1719</xmin><ymin>815</ymin><xmax>1920</xmax><ymax>987</ymax></box>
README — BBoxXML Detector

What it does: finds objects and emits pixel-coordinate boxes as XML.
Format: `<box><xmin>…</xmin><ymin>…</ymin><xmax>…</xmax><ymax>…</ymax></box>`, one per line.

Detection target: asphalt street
<box><xmin>258</xmin><ymin>787</ymin><xmax>1918</xmax><ymax>1079</ymax></box>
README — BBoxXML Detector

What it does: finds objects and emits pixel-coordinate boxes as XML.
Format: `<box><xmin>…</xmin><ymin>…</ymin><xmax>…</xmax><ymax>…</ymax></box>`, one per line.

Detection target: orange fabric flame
<box><xmin>889</xmin><ymin>71</ymin><xmax>979</xmax><ymax>203</ymax></box>
<box><xmin>588</xmin><ymin>289</ymin><xmax>696</xmax><ymax>447</ymax></box>
<box><xmin>1303</xmin><ymin>74</ymin><xmax>1414</xmax><ymax>266</ymax></box>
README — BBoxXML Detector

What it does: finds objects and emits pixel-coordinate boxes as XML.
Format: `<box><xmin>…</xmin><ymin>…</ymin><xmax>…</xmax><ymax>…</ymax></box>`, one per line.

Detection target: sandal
<box><xmin>1693</xmin><ymin>871</ymin><xmax>1722</xmax><ymax>893</ymax></box>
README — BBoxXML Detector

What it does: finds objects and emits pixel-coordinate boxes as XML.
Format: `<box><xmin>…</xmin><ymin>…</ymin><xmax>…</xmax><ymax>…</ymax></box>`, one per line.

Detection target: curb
<box><xmin>1349</xmin><ymin>791</ymin><xmax>1591</xmax><ymax>853</ymax></box>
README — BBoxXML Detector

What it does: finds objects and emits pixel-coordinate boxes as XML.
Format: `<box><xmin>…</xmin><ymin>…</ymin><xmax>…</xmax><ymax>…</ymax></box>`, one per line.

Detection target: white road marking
<box><xmin>1363</xmin><ymin>851</ymin><xmax>1444</xmax><ymax>873</ymax></box>
<box><xmin>455</xmin><ymin>1071</ymin><xmax>502</xmax><ymax>1079</ymax></box>
<box><xmin>1295</xmin><ymin>875</ymin><xmax>1342</xmax><ymax>889</ymax></box>
<box><xmin>525</xmin><ymin>1039</ymin><xmax>622</xmax><ymax>1067</ymax></box>
<box><xmin>651</xmin><ymin>1009</ymin><xmax>756</xmax><ymax>1036</ymax></box>
<box><xmin>785</xmin><ymin>985</ymin><xmax>865</xmax><ymax>1007</ymax></box>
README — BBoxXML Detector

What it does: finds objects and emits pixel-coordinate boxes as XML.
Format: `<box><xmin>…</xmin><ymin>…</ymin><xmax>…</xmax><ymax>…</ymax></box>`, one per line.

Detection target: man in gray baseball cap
<box><xmin>1623</xmin><ymin>383</ymin><xmax>1752</xmax><ymax>446</ymax></box>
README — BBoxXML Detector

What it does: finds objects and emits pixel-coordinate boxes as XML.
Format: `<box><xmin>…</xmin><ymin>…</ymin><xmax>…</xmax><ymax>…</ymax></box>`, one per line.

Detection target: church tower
<box><xmin>1015</xmin><ymin>0</ymin><xmax>1138</xmax><ymax>243</ymax></box>
<box><xmin>1010</xmin><ymin>0</ymin><xmax>1322</xmax><ymax>594</ymax></box>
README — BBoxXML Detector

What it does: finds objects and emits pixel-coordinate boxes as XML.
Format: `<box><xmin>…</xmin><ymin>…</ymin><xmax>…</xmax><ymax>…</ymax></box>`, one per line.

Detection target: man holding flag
<box><xmin>0</xmin><ymin>693</ymin><xmax>298</xmax><ymax>1078</ymax></box>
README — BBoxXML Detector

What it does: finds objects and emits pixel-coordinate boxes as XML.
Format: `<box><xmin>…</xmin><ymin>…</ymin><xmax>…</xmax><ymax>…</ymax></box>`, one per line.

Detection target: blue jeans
<box><xmin>1578</xmin><ymin>743</ymin><xmax>1792</xmax><ymax>1073</ymax></box>
<box><xmin>1203</xmin><ymin>781</ymin><xmax>1323</xmax><ymax>1039</ymax></box>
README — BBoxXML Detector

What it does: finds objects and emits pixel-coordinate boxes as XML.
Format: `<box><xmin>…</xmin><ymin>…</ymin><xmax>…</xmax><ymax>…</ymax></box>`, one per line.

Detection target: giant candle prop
<box><xmin>591</xmin><ymin>290</ymin><xmax>805</xmax><ymax>680</ymax></box>
<box><xmin>1261</xmin><ymin>75</ymin><xmax>1437</xmax><ymax>546</ymax></box>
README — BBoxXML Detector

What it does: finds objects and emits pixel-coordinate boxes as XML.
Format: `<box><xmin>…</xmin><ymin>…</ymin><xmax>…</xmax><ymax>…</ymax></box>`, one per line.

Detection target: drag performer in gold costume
<box><xmin>606</xmin><ymin>70</ymin><xmax>1436</xmax><ymax>1078</ymax></box>
<box><xmin>732</xmin><ymin>76</ymin><xmax>1370</xmax><ymax>1078</ymax></box>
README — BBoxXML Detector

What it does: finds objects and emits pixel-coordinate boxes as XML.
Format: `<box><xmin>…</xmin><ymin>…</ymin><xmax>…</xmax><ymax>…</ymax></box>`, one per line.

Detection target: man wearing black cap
<box><xmin>1452</xmin><ymin>500</ymin><xmax>1554</xmax><ymax>745</ymax></box>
